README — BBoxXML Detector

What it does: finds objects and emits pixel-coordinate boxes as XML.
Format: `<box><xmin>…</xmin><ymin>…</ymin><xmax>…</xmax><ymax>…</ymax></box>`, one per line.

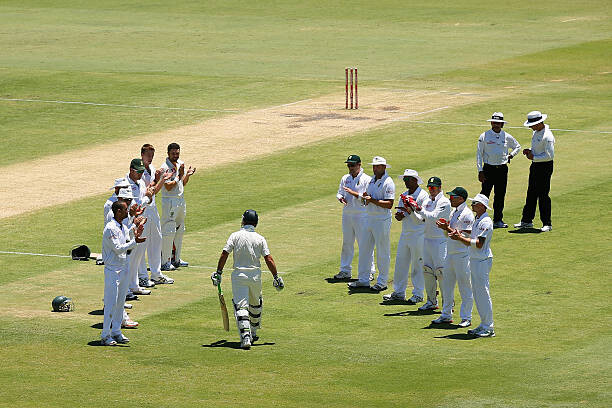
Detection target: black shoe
<box><xmin>125</xmin><ymin>293</ymin><xmax>139</xmax><ymax>301</ymax></box>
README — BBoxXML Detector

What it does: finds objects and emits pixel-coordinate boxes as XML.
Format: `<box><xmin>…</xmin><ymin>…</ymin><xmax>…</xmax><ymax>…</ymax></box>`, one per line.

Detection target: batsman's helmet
<box><xmin>52</xmin><ymin>296</ymin><xmax>74</xmax><ymax>312</ymax></box>
<box><xmin>242</xmin><ymin>209</ymin><xmax>258</xmax><ymax>227</ymax></box>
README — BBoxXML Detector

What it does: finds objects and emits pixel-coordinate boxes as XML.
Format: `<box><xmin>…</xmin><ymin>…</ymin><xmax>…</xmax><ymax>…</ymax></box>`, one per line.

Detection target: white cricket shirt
<box><xmin>336</xmin><ymin>170</ymin><xmax>371</xmax><ymax>214</ymax></box>
<box><xmin>419</xmin><ymin>191</ymin><xmax>452</xmax><ymax>239</ymax></box>
<box><xmin>469</xmin><ymin>212</ymin><xmax>493</xmax><ymax>260</ymax></box>
<box><xmin>477</xmin><ymin>129</ymin><xmax>521</xmax><ymax>171</ymax></box>
<box><xmin>447</xmin><ymin>202</ymin><xmax>474</xmax><ymax>255</ymax></box>
<box><xmin>397</xmin><ymin>187</ymin><xmax>428</xmax><ymax>234</ymax></box>
<box><xmin>530</xmin><ymin>124</ymin><xmax>555</xmax><ymax>163</ymax></box>
<box><xmin>365</xmin><ymin>172</ymin><xmax>395</xmax><ymax>218</ymax></box>
<box><xmin>223</xmin><ymin>225</ymin><xmax>271</xmax><ymax>272</ymax></box>
<box><xmin>102</xmin><ymin>218</ymin><xmax>137</xmax><ymax>270</ymax></box>
<box><xmin>160</xmin><ymin>158</ymin><xmax>184</xmax><ymax>198</ymax></box>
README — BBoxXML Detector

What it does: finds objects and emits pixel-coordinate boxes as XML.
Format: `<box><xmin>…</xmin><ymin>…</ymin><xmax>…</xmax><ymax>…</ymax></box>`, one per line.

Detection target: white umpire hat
<box><xmin>117</xmin><ymin>186</ymin><xmax>135</xmax><ymax>199</ymax></box>
<box><xmin>398</xmin><ymin>169</ymin><xmax>423</xmax><ymax>184</ymax></box>
<box><xmin>524</xmin><ymin>111</ymin><xmax>547</xmax><ymax>127</ymax></box>
<box><xmin>110</xmin><ymin>177</ymin><xmax>130</xmax><ymax>190</ymax></box>
<box><xmin>468</xmin><ymin>193</ymin><xmax>492</xmax><ymax>210</ymax></box>
<box><xmin>369</xmin><ymin>156</ymin><xmax>391</xmax><ymax>168</ymax></box>
<box><xmin>487</xmin><ymin>112</ymin><xmax>508</xmax><ymax>124</ymax></box>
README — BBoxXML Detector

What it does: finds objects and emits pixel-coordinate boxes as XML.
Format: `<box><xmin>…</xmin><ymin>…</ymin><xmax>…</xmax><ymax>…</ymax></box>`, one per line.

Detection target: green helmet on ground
<box><xmin>52</xmin><ymin>296</ymin><xmax>74</xmax><ymax>312</ymax></box>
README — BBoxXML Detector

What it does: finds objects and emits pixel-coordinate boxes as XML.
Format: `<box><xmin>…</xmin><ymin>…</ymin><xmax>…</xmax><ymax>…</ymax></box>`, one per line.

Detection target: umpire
<box><xmin>476</xmin><ymin>112</ymin><xmax>521</xmax><ymax>228</ymax></box>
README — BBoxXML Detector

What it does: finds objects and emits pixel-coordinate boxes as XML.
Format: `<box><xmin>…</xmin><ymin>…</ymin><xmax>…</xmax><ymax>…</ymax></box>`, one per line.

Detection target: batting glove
<box><xmin>273</xmin><ymin>275</ymin><xmax>284</xmax><ymax>291</ymax></box>
<box><xmin>211</xmin><ymin>271</ymin><xmax>222</xmax><ymax>286</ymax></box>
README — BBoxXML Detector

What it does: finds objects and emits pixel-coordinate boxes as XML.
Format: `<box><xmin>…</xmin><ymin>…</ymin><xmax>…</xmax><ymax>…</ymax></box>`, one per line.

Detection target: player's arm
<box><xmin>449</xmin><ymin>231</ymin><xmax>485</xmax><ymax>248</ymax></box>
<box><xmin>211</xmin><ymin>250</ymin><xmax>230</xmax><ymax>286</ymax></box>
<box><xmin>182</xmin><ymin>166</ymin><xmax>196</xmax><ymax>186</ymax></box>
<box><xmin>508</xmin><ymin>135</ymin><xmax>521</xmax><ymax>159</ymax></box>
<box><xmin>264</xmin><ymin>254</ymin><xmax>279</xmax><ymax>278</ymax></box>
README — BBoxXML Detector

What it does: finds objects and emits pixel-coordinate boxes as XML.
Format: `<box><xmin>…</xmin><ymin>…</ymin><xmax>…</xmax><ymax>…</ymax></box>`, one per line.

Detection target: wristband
<box><xmin>470</xmin><ymin>238</ymin><xmax>477</xmax><ymax>246</ymax></box>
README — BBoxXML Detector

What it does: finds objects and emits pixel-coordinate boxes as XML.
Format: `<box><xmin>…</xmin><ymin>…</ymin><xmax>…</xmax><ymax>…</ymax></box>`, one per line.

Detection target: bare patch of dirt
<box><xmin>1</xmin><ymin>88</ymin><xmax>490</xmax><ymax>219</ymax></box>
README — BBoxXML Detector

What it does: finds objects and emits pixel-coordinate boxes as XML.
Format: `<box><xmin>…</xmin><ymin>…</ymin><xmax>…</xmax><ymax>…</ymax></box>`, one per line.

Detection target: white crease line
<box><xmin>391</xmin><ymin>120</ymin><xmax>612</xmax><ymax>134</ymax></box>
<box><xmin>561</xmin><ymin>18</ymin><xmax>578</xmax><ymax>23</ymax></box>
<box><xmin>0</xmin><ymin>250</ymin><xmax>71</xmax><ymax>258</ymax></box>
<box><xmin>392</xmin><ymin>106</ymin><xmax>451</xmax><ymax>121</ymax></box>
<box><xmin>265</xmin><ymin>98</ymin><xmax>313</xmax><ymax>109</ymax></box>
<box><xmin>0</xmin><ymin>98</ymin><xmax>240</xmax><ymax>113</ymax></box>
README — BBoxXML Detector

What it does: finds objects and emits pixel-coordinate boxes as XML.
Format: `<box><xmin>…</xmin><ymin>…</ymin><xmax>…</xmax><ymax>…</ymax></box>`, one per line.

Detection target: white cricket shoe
<box><xmin>241</xmin><ymin>335</ymin><xmax>252</xmax><ymax>349</ymax></box>
<box><xmin>407</xmin><ymin>295</ymin><xmax>423</xmax><ymax>305</ymax></box>
<box><xmin>382</xmin><ymin>292</ymin><xmax>405</xmax><ymax>301</ymax></box>
<box><xmin>431</xmin><ymin>316</ymin><xmax>453</xmax><ymax>324</ymax></box>
<box><xmin>514</xmin><ymin>221</ymin><xmax>533</xmax><ymax>229</ymax></box>
<box><xmin>161</xmin><ymin>262</ymin><xmax>176</xmax><ymax>271</ymax></box>
<box><xmin>418</xmin><ymin>300</ymin><xmax>439</xmax><ymax>311</ymax></box>
<box><xmin>123</xmin><ymin>303</ymin><xmax>133</xmax><ymax>309</ymax></box>
<box><xmin>541</xmin><ymin>225</ymin><xmax>552</xmax><ymax>232</ymax></box>
<box><xmin>131</xmin><ymin>287</ymin><xmax>151</xmax><ymax>295</ymax></box>
<box><xmin>112</xmin><ymin>333</ymin><xmax>130</xmax><ymax>344</ymax></box>
<box><xmin>458</xmin><ymin>319</ymin><xmax>471</xmax><ymax>328</ymax></box>
<box><xmin>347</xmin><ymin>281</ymin><xmax>370</xmax><ymax>288</ymax></box>
<box><xmin>152</xmin><ymin>274</ymin><xmax>174</xmax><ymax>285</ymax></box>
<box><xmin>101</xmin><ymin>336</ymin><xmax>117</xmax><ymax>346</ymax></box>
<box><xmin>369</xmin><ymin>273</ymin><xmax>376</xmax><ymax>281</ymax></box>
<box><xmin>121</xmin><ymin>319</ymin><xmax>139</xmax><ymax>329</ymax></box>
<box><xmin>333</xmin><ymin>271</ymin><xmax>352</xmax><ymax>280</ymax></box>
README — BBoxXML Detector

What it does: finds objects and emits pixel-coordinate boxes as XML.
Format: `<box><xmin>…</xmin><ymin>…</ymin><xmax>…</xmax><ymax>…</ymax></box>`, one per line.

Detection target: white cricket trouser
<box><xmin>139</xmin><ymin>206</ymin><xmax>163</xmax><ymax>279</ymax></box>
<box><xmin>161</xmin><ymin>197</ymin><xmax>186</xmax><ymax>265</ymax></box>
<box><xmin>423</xmin><ymin>237</ymin><xmax>447</xmax><ymax>303</ymax></box>
<box><xmin>358</xmin><ymin>215</ymin><xmax>392</xmax><ymax>285</ymax></box>
<box><xmin>340</xmin><ymin>211</ymin><xmax>375</xmax><ymax>275</ymax></box>
<box><xmin>102</xmin><ymin>265</ymin><xmax>130</xmax><ymax>339</ymax></box>
<box><xmin>128</xmin><ymin>244</ymin><xmax>145</xmax><ymax>291</ymax></box>
<box><xmin>440</xmin><ymin>252</ymin><xmax>472</xmax><ymax>320</ymax></box>
<box><xmin>471</xmin><ymin>257</ymin><xmax>494</xmax><ymax>330</ymax></box>
<box><xmin>393</xmin><ymin>233</ymin><xmax>424</xmax><ymax>297</ymax></box>
<box><xmin>231</xmin><ymin>269</ymin><xmax>263</xmax><ymax>340</ymax></box>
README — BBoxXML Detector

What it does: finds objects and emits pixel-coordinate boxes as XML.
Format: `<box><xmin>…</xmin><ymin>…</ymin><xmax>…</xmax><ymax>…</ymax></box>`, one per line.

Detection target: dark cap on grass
<box><xmin>447</xmin><ymin>187</ymin><xmax>468</xmax><ymax>200</ymax></box>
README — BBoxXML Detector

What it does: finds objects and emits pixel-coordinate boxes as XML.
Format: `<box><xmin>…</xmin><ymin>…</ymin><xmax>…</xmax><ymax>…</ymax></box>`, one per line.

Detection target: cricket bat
<box><xmin>217</xmin><ymin>283</ymin><xmax>230</xmax><ymax>331</ymax></box>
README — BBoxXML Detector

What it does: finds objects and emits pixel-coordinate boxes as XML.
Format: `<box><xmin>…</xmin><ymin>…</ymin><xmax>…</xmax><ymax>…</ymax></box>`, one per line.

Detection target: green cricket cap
<box><xmin>344</xmin><ymin>154</ymin><xmax>361</xmax><ymax>164</ymax></box>
<box><xmin>130</xmin><ymin>158</ymin><xmax>145</xmax><ymax>173</ymax></box>
<box><xmin>427</xmin><ymin>176</ymin><xmax>442</xmax><ymax>187</ymax></box>
<box><xmin>447</xmin><ymin>186</ymin><xmax>468</xmax><ymax>200</ymax></box>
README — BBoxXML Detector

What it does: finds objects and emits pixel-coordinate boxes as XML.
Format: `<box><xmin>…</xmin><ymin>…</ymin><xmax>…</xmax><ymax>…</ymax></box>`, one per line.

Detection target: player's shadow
<box><xmin>202</xmin><ymin>340</ymin><xmax>275</xmax><ymax>349</ymax></box>
<box><xmin>422</xmin><ymin>323</ymin><xmax>460</xmax><ymax>330</ymax></box>
<box><xmin>508</xmin><ymin>228</ymin><xmax>541</xmax><ymax>234</ymax></box>
<box><xmin>433</xmin><ymin>333</ymin><xmax>479</xmax><ymax>341</ymax></box>
<box><xmin>347</xmin><ymin>286</ymin><xmax>379</xmax><ymax>295</ymax></box>
<box><xmin>383</xmin><ymin>309</ymin><xmax>440</xmax><ymax>317</ymax></box>
<box><xmin>90</xmin><ymin>323</ymin><xmax>103</xmax><ymax>329</ymax></box>
<box><xmin>325</xmin><ymin>277</ymin><xmax>357</xmax><ymax>284</ymax></box>
<box><xmin>88</xmin><ymin>309</ymin><xmax>104</xmax><ymax>316</ymax></box>
<box><xmin>87</xmin><ymin>339</ymin><xmax>129</xmax><ymax>347</ymax></box>
<box><xmin>379</xmin><ymin>299</ymin><xmax>417</xmax><ymax>306</ymax></box>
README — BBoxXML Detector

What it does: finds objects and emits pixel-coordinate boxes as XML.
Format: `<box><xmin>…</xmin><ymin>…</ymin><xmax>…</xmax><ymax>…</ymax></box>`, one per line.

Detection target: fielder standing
<box><xmin>160</xmin><ymin>143</ymin><xmax>196</xmax><ymax>271</ymax></box>
<box><xmin>515</xmin><ymin>111</ymin><xmax>555</xmax><ymax>232</ymax></box>
<box><xmin>349</xmin><ymin>156</ymin><xmax>395</xmax><ymax>292</ymax></box>
<box><xmin>211</xmin><ymin>210</ymin><xmax>284</xmax><ymax>350</ymax></box>
<box><xmin>477</xmin><ymin>112</ymin><xmax>521</xmax><ymax>228</ymax></box>
<box><xmin>335</xmin><ymin>154</ymin><xmax>375</xmax><ymax>280</ymax></box>
<box><xmin>433</xmin><ymin>187</ymin><xmax>474</xmax><ymax>327</ymax></box>
<box><xmin>449</xmin><ymin>193</ymin><xmax>495</xmax><ymax>337</ymax></box>
<box><xmin>101</xmin><ymin>201</ymin><xmax>146</xmax><ymax>346</ymax></box>
<box><xmin>383</xmin><ymin>169</ymin><xmax>427</xmax><ymax>303</ymax></box>
<box><xmin>415</xmin><ymin>177</ymin><xmax>451</xmax><ymax>311</ymax></box>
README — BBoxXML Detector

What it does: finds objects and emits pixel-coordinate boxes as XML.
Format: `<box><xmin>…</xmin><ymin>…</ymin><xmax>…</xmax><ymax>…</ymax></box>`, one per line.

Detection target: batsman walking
<box><xmin>211</xmin><ymin>210</ymin><xmax>284</xmax><ymax>349</ymax></box>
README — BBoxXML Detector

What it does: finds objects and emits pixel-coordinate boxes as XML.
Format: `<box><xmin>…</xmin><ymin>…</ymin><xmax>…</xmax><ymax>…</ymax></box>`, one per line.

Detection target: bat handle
<box><xmin>217</xmin><ymin>282</ymin><xmax>222</xmax><ymax>295</ymax></box>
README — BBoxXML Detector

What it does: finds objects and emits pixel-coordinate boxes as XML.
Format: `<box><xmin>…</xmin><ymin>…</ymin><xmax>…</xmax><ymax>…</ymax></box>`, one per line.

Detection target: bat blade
<box><xmin>217</xmin><ymin>285</ymin><xmax>230</xmax><ymax>331</ymax></box>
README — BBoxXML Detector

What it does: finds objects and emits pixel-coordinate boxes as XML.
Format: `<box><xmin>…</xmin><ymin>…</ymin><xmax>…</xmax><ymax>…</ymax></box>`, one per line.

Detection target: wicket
<box><xmin>345</xmin><ymin>67</ymin><xmax>358</xmax><ymax>109</ymax></box>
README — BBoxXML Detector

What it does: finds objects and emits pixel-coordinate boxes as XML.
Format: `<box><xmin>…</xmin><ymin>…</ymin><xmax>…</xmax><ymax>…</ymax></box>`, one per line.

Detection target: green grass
<box><xmin>1</xmin><ymin>0</ymin><xmax>611</xmax><ymax>407</ymax></box>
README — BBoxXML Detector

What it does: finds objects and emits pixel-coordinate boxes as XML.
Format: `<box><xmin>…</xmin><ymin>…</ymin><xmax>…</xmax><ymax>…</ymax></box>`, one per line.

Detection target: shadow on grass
<box><xmin>87</xmin><ymin>340</ymin><xmax>129</xmax><ymax>347</ymax></box>
<box><xmin>91</xmin><ymin>323</ymin><xmax>103</xmax><ymax>329</ymax></box>
<box><xmin>379</xmin><ymin>299</ymin><xmax>419</xmax><ymax>306</ymax></box>
<box><xmin>383</xmin><ymin>309</ymin><xmax>440</xmax><ymax>317</ymax></box>
<box><xmin>433</xmin><ymin>333</ymin><xmax>478</xmax><ymax>341</ymax></box>
<box><xmin>89</xmin><ymin>309</ymin><xmax>104</xmax><ymax>316</ymax></box>
<box><xmin>202</xmin><ymin>339</ymin><xmax>275</xmax><ymax>349</ymax></box>
<box><xmin>422</xmin><ymin>323</ymin><xmax>460</xmax><ymax>330</ymax></box>
<box><xmin>508</xmin><ymin>228</ymin><xmax>541</xmax><ymax>234</ymax></box>
<box><xmin>347</xmin><ymin>286</ymin><xmax>379</xmax><ymax>295</ymax></box>
<box><xmin>325</xmin><ymin>277</ymin><xmax>357</xmax><ymax>284</ymax></box>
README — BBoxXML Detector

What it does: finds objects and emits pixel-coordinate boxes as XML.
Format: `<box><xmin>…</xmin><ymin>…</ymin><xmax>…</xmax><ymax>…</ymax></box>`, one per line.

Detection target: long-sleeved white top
<box><xmin>160</xmin><ymin>158</ymin><xmax>184</xmax><ymax>198</ymax></box>
<box><xmin>418</xmin><ymin>191</ymin><xmax>451</xmax><ymax>239</ymax></box>
<box><xmin>469</xmin><ymin>212</ymin><xmax>493</xmax><ymax>260</ymax></box>
<box><xmin>447</xmin><ymin>202</ymin><xmax>474</xmax><ymax>255</ymax></box>
<box><xmin>102</xmin><ymin>218</ymin><xmax>137</xmax><ymax>270</ymax></box>
<box><xmin>336</xmin><ymin>170</ymin><xmax>371</xmax><ymax>214</ymax></box>
<box><xmin>530</xmin><ymin>124</ymin><xmax>555</xmax><ymax>162</ymax></box>
<box><xmin>476</xmin><ymin>129</ymin><xmax>521</xmax><ymax>171</ymax></box>
<box><xmin>396</xmin><ymin>187</ymin><xmax>428</xmax><ymax>234</ymax></box>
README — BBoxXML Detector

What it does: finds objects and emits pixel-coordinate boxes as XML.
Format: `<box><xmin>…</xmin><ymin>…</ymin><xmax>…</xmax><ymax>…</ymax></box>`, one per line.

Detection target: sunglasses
<box><xmin>347</xmin><ymin>163</ymin><xmax>358</xmax><ymax>167</ymax></box>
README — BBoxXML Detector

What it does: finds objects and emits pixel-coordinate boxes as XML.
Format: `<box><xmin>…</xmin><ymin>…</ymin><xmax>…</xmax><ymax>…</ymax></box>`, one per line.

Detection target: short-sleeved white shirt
<box><xmin>223</xmin><ymin>225</ymin><xmax>271</xmax><ymax>272</ymax></box>
<box><xmin>420</xmin><ymin>191</ymin><xmax>452</xmax><ymax>239</ymax></box>
<box><xmin>336</xmin><ymin>170</ymin><xmax>371</xmax><ymax>214</ymax></box>
<box><xmin>397</xmin><ymin>187</ymin><xmax>428</xmax><ymax>235</ymax></box>
<box><xmin>447</xmin><ymin>202</ymin><xmax>474</xmax><ymax>255</ymax></box>
<box><xmin>365</xmin><ymin>172</ymin><xmax>395</xmax><ymax>218</ymax></box>
<box><xmin>470</xmin><ymin>212</ymin><xmax>493</xmax><ymax>260</ymax></box>
<box><xmin>126</xmin><ymin>174</ymin><xmax>150</xmax><ymax>207</ymax></box>
<box><xmin>160</xmin><ymin>158</ymin><xmax>184</xmax><ymax>198</ymax></box>
<box><xmin>141</xmin><ymin>163</ymin><xmax>157</xmax><ymax>206</ymax></box>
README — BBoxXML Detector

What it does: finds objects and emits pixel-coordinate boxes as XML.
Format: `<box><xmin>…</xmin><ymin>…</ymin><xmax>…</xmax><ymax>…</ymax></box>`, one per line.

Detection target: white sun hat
<box><xmin>524</xmin><ymin>111</ymin><xmax>547</xmax><ymax>127</ymax></box>
<box><xmin>117</xmin><ymin>186</ymin><xmax>135</xmax><ymax>199</ymax></box>
<box><xmin>369</xmin><ymin>156</ymin><xmax>391</xmax><ymax>168</ymax></box>
<box><xmin>398</xmin><ymin>169</ymin><xmax>423</xmax><ymax>184</ymax></box>
<box><xmin>110</xmin><ymin>177</ymin><xmax>130</xmax><ymax>190</ymax></box>
<box><xmin>486</xmin><ymin>112</ymin><xmax>508</xmax><ymax>123</ymax></box>
<box><xmin>468</xmin><ymin>193</ymin><xmax>492</xmax><ymax>210</ymax></box>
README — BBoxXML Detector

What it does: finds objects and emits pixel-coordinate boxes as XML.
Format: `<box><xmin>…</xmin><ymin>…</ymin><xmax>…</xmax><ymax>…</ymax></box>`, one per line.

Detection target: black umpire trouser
<box><xmin>521</xmin><ymin>161</ymin><xmax>554</xmax><ymax>226</ymax></box>
<box><xmin>480</xmin><ymin>163</ymin><xmax>508</xmax><ymax>223</ymax></box>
